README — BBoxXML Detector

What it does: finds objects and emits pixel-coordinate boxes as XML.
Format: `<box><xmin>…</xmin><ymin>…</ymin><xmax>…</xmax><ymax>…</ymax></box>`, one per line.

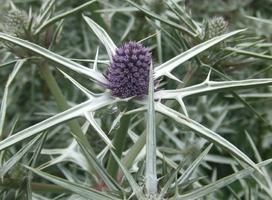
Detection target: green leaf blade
<box><xmin>145</xmin><ymin>63</ymin><xmax>157</xmax><ymax>194</ymax></box>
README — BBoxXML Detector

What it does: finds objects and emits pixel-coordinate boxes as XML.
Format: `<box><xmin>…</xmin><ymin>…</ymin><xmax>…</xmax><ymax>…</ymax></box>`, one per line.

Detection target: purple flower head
<box><xmin>106</xmin><ymin>41</ymin><xmax>153</xmax><ymax>98</ymax></box>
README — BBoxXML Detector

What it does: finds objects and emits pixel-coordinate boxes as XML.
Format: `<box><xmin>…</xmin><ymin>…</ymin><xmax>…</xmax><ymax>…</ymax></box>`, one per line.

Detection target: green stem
<box><xmin>38</xmin><ymin>61</ymin><xmax>96</xmax><ymax>171</ymax></box>
<box><xmin>106</xmin><ymin>101</ymin><xmax>134</xmax><ymax>179</ymax></box>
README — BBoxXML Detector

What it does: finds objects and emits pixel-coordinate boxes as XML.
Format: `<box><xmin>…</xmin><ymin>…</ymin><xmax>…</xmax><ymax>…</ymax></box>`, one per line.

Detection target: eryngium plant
<box><xmin>0</xmin><ymin>1</ymin><xmax>272</xmax><ymax>199</ymax></box>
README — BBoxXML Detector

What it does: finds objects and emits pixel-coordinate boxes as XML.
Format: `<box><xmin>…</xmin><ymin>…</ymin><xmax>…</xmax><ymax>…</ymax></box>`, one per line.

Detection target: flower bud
<box><xmin>207</xmin><ymin>16</ymin><xmax>228</xmax><ymax>39</ymax></box>
<box><xmin>8</xmin><ymin>164</ymin><xmax>27</xmax><ymax>185</ymax></box>
<box><xmin>106</xmin><ymin>41</ymin><xmax>153</xmax><ymax>98</ymax></box>
<box><xmin>3</xmin><ymin>9</ymin><xmax>29</xmax><ymax>38</ymax></box>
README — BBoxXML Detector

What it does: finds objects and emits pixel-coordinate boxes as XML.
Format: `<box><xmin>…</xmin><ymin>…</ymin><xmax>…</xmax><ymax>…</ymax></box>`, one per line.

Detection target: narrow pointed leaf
<box><xmin>0</xmin><ymin>59</ymin><xmax>27</xmax><ymax>137</ymax></box>
<box><xmin>24</xmin><ymin>166</ymin><xmax>118</xmax><ymax>200</ymax></box>
<box><xmin>0</xmin><ymin>94</ymin><xmax>117</xmax><ymax>151</ymax></box>
<box><xmin>83</xmin><ymin>15</ymin><xmax>117</xmax><ymax>58</ymax></box>
<box><xmin>178</xmin><ymin>144</ymin><xmax>213</xmax><ymax>185</ymax></box>
<box><xmin>176</xmin><ymin>159</ymin><xmax>272</xmax><ymax>199</ymax></box>
<box><xmin>0</xmin><ymin>33</ymin><xmax>107</xmax><ymax>85</ymax></box>
<box><xmin>84</xmin><ymin>112</ymin><xmax>114</xmax><ymax>148</ymax></box>
<box><xmin>58</xmin><ymin>69</ymin><xmax>95</xmax><ymax>99</ymax></box>
<box><xmin>156</xmin><ymin>103</ymin><xmax>262</xmax><ymax>174</ymax></box>
<box><xmin>111</xmin><ymin>150</ymin><xmax>143</xmax><ymax>199</ymax></box>
<box><xmin>154</xmin><ymin>29</ymin><xmax>246</xmax><ymax>79</ymax></box>
<box><xmin>226</xmin><ymin>47</ymin><xmax>272</xmax><ymax>60</ymax></box>
<box><xmin>126</xmin><ymin>0</ymin><xmax>196</xmax><ymax>38</ymax></box>
<box><xmin>75</xmin><ymin>136</ymin><xmax>122</xmax><ymax>191</ymax></box>
<box><xmin>245</xmin><ymin>15</ymin><xmax>272</xmax><ymax>25</ymax></box>
<box><xmin>154</xmin><ymin>78</ymin><xmax>272</xmax><ymax>99</ymax></box>
<box><xmin>35</xmin><ymin>0</ymin><xmax>56</xmax><ymax>26</ymax></box>
<box><xmin>145</xmin><ymin>63</ymin><xmax>157</xmax><ymax>194</ymax></box>
<box><xmin>160</xmin><ymin>163</ymin><xmax>183</xmax><ymax>197</ymax></box>
<box><xmin>0</xmin><ymin>134</ymin><xmax>43</xmax><ymax>179</ymax></box>
<box><xmin>35</xmin><ymin>0</ymin><xmax>97</xmax><ymax>35</ymax></box>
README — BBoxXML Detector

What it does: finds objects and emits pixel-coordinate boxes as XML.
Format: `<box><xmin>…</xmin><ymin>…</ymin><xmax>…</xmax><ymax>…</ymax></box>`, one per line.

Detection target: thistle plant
<box><xmin>1</xmin><ymin>1</ymin><xmax>272</xmax><ymax>200</ymax></box>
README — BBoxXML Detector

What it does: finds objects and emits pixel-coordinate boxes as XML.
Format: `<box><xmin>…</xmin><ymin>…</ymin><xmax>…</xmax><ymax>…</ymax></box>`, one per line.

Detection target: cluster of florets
<box><xmin>208</xmin><ymin>16</ymin><xmax>228</xmax><ymax>39</ymax></box>
<box><xmin>106</xmin><ymin>41</ymin><xmax>153</xmax><ymax>98</ymax></box>
<box><xmin>3</xmin><ymin>9</ymin><xmax>29</xmax><ymax>38</ymax></box>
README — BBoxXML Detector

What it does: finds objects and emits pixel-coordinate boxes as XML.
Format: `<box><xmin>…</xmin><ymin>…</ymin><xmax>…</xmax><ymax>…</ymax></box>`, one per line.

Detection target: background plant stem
<box><xmin>106</xmin><ymin>101</ymin><xmax>134</xmax><ymax>179</ymax></box>
<box><xmin>38</xmin><ymin>61</ymin><xmax>96</xmax><ymax>172</ymax></box>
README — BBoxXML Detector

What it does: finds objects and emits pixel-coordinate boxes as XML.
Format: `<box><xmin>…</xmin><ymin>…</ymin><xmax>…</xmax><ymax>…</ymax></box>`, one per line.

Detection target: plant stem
<box><xmin>106</xmin><ymin>101</ymin><xmax>134</xmax><ymax>179</ymax></box>
<box><xmin>38</xmin><ymin>61</ymin><xmax>96</xmax><ymax>171</ymax></box>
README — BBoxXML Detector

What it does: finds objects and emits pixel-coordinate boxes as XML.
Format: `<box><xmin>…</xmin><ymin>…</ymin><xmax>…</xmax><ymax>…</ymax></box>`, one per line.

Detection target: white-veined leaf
<box><xmin>0</xmin><ymin>33</ymin><xmax>107</xmax><ymax>85</ymax></box>
<box><xmin>0</xmin><ymin>94</ymin><xmax>117</xmax><ymax>151</ymax></box>
<box><xmin>156</xmin><ymin>103</ymin><xmax>262</xmax><ymax>174</ymax></box>
<box><xmin>0</xmin><ymin>59</ymin><xmax>27</xmax><ymax>137</ymax></box>
<box><xmin>145</xmin><ymin>62</ymin><xmax>157</xmax><ymax>194</ymax></box>
<box><xmin>83</xmin><ymin>15</ymin><xmax>117</xmax><ymax>58</ymax></box>
<box><xmin>154</xmin><ymin>29</ymin><xmax>246</xmax><ymax>80</ymax></box>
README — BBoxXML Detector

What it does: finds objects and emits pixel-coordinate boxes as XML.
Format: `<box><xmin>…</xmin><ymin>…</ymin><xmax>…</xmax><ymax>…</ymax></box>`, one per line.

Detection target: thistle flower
<box><xmin>207</xmin><ymin>16</ymin><xmax>228</xmax><ymax>39</ymax></box>
<box><xmin>106</xmin><ymin>41</ymin><xmax>153</xmax><ymax>98</ymax></box>
<box><xmin>3</xmin><ymin>9</ymin><xmax>29</xmax><ymax>38</ymax></box>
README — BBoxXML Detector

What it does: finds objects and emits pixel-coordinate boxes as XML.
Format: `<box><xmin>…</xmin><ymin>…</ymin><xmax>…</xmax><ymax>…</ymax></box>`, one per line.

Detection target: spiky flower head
<box><xmin>3</xmin><ymin>9</ymin><xmax>29</xmax><ymax>38</ymax></box>
<box><xmin>207</xmin><ymin>16</ymin><xmax>228</xmax><ymax>39</ymax></box>
<box><xmin>106</xmin><ymin>41</ymin><xmax>153</xmax><ymax>98</ymax></box>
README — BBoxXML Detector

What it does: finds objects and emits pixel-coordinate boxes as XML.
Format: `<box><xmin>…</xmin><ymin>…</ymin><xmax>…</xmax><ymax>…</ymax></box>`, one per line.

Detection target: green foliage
<box><xmin>1</xmin><ymin>0</ymin><xmax>272</xmax><ymax>199</ymax></box>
